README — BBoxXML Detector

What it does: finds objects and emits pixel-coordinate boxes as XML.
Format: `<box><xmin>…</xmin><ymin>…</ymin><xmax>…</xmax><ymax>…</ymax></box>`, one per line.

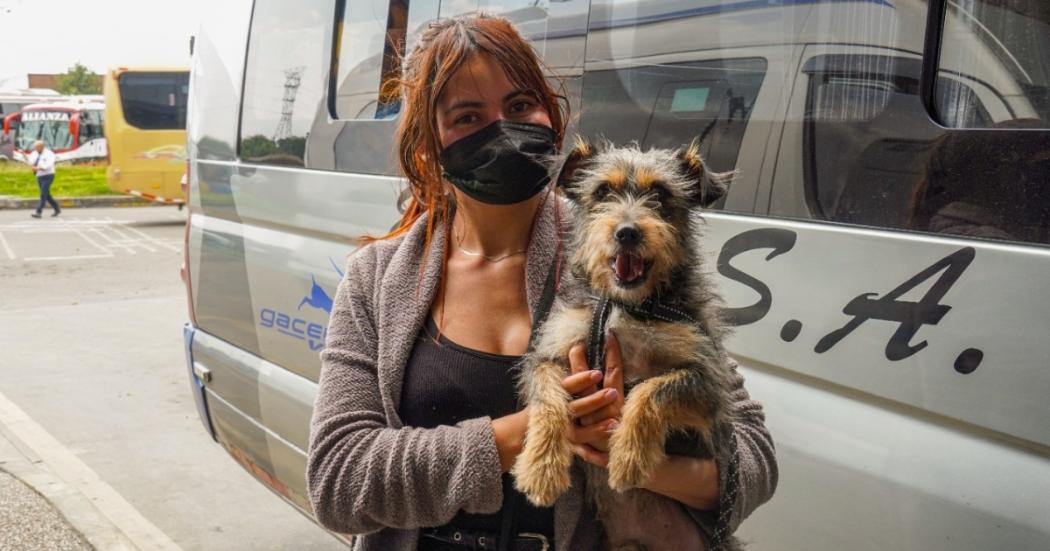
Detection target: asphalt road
<box><xmin>0</xmin><ymin>207</ymin><xmax>345</xmax><ymax>550</ymax></box>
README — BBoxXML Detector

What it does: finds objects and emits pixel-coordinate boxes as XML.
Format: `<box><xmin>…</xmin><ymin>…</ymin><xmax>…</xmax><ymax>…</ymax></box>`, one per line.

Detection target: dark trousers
<box><xmin>36</xmin><ymin>174</ymin><xmax>59</xmax><ymax>214</ymax></box>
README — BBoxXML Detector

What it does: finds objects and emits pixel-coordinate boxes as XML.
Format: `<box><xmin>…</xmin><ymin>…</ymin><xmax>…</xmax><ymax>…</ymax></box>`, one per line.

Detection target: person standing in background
<box><xmin>27</xmin><ymin>140</ymin><xmax>60</xmax><ymax>218</ymax></box>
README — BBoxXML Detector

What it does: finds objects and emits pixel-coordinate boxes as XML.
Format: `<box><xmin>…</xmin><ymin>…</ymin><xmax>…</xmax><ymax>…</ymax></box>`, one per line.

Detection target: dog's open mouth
<box><xmin>611</xmin><ymin>252</ymin><xmax>649</xmax><ymax>286</ymax></box>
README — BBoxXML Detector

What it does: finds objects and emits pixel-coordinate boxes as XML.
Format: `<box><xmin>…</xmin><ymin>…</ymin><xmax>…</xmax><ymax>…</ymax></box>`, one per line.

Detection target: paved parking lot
<box><xmin>0</xmin><ymin>214</ymin><xmax>183</xmax><ymax>263</ymax></box>
<box><xmin>0</xmin><ymin>207</ymin><xmax>345</xmax><ymax>550</ymax></box>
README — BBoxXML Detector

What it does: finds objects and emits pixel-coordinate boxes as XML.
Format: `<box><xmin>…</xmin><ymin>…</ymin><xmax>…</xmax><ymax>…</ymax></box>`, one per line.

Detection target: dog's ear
<box><xmin>677</xmin><ymin>138</ymin><xmax>736</xmax><ymax>208</ymax></box>
<box><xmin>556</xmin><ymin>135</ymin><xmax>596</xmax><ymax>201</ymax></box>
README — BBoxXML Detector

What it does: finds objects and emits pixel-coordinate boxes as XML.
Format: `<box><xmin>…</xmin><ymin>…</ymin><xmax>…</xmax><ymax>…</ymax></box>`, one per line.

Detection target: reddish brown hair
<box><xmin>363</xmin><ymin>12</ymin><xmax>568</xmax><ymax>247</ymax></box>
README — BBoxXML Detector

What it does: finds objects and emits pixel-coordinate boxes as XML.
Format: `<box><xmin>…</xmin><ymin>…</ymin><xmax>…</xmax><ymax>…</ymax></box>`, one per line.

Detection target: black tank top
<box><xmin>400</xmin><ymin>316</ymin><xmax>555</xmax><ymax>542</ymax></box>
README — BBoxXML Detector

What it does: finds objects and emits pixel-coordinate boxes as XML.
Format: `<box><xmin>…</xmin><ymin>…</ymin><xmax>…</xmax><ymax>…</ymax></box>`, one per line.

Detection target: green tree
<box><xmin>55</xmin><ymin>63</ymin><xmax>101</xmax><ymax>94</ymax></box>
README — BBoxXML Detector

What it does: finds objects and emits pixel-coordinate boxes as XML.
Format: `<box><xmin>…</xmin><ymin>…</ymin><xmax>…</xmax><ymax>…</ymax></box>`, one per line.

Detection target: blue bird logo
<box><xmin>298</xmin><ymin>258</ymin><xmax>345</xmax><ymax>315</ymax></box>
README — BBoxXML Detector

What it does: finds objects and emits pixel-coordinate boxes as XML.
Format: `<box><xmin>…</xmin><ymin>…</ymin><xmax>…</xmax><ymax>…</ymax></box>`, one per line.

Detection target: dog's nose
<box><xmin>615</xmin><ymin>224</ymin><xmax>641</xmax><ymax>247</ymax></box>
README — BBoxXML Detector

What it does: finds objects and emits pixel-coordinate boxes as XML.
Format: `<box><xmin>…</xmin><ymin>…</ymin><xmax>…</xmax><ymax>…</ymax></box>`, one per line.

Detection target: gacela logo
<box><xmin>258</xmin><ymin>258</ymin><xmax>344</xmax><ymax>352</ymax></box>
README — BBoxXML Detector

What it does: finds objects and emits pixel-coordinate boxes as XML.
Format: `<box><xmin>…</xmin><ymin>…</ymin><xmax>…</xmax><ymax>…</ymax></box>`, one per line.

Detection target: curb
<box><xmin>0</xmin><ymin>195</ymin><xmax>168</xmax><ymax>210</ymax></box>
<box><xmin>0</xmin><ymin>419</ymin><xmax>139</xmax><ymax>550</ymax></box>
<box><xmin>0</xmin><ymin>388</ymin><xmax>184</xmax><ymax>550</ymax></box>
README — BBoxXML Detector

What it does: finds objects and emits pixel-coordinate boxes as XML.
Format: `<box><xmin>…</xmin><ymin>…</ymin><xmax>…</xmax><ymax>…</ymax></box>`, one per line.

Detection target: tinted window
<box><xmin>801</xmin><ymin>52</ymin><xmax>1050</xmax><ymax>246</ymax></box>
<box><xmin>577</xmin><ymin>0</ymin><xmax>782</xmax><ymax>212</ymax></box>
<box><xmin>240</xmin><ymin>0</ymin><xmax>330</xmax><ymax>167</ymax></box>
<box><xmin>580</xmin><ymin>58</ymin><xmax>766</xmax><ymax>176</ymax></box>
<box><xmin>118</xmin><ymin>73</ymin><xmax>189</xmax><ymax>130</ymax></box>
<box><xmin>803</xmin><ymin>55</ymin><xmax>990</xmax><ymax>228</ymax></box>
<box><xmin>79</xmin><ymin>109</ymin><xmax>105</xmax><ymax>142</ymax></box>
<box><xmin>936</xmin><ymin>0</ymin><xmax>1050</xmax><ymax>128</ymax></box>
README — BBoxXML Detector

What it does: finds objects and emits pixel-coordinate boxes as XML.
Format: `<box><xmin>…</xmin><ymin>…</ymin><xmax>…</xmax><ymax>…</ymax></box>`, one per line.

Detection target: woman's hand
<box><xmin>561</xmin><ymin>335</ymin><xmax>721</xmax><ymax>511</ymax></box>
<box><xmin>563</xmin><ymin>333</ymin><xmax>625</xmax><ymax>467</ymax></box>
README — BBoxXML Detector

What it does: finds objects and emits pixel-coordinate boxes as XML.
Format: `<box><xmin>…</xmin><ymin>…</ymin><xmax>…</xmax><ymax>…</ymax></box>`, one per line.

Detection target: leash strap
<box><xmin>587</xmin><ymin>297</ymin><xmax>612</xmax><ymax>380</ymax></box>
<box><xmin>501</xmin><ymin>253</ymin><xmax>562</xmax><ymax>551</ymax></box>
<box><xmin>584</xmin><ymin>295</ymin><xmax>738</xmax><ymax>549</ymax></box>
<box><xmin>497</xmin><ymin>475</ymin><xmax>522</xmax><ymax>551</ymax></box>
<box><xmin>708</xmin><ymin>432</ymin><xmax>740</xmax><ymax>551</ymax></box>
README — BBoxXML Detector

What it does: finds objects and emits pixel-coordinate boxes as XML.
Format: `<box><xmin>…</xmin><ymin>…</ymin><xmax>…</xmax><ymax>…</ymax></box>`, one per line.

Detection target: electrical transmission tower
<box><xmin>273</xmin><ymin>66</ymin><xmax>306</xmax><ymax>141</ymax></box>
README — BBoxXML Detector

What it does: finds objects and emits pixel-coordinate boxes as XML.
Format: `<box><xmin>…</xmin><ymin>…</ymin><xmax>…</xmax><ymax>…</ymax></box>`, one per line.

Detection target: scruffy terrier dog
<box><xmin>513</xmin><ymin>137</ymin><xmax>740</xmax><ymax>550</ymax></box>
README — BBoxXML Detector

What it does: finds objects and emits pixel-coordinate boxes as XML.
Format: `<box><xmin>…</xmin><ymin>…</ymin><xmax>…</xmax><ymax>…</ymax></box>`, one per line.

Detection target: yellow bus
<box><xmin>104</xmin><ymin>67</ymin><xmax>189</xmax><ymax>206</ymax></box>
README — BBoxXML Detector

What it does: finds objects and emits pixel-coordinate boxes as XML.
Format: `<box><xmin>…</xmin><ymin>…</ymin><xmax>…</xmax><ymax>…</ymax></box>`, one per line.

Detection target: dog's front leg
<box><xmin>608</xmin><ymin>368</ymin><xmax>718</xmax><ymax>492</ymax></box>
<box><xmin>512</xmin><ymin>358</ymin><xmax>574</xmax><ymax>506</ymax></box>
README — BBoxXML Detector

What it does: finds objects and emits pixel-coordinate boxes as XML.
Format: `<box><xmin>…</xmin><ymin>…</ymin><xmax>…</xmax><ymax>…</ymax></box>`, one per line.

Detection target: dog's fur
<box><xmin>512</xmin><ymin>137</ymin><xmax>740</xmax><ymax>550</ymax></box>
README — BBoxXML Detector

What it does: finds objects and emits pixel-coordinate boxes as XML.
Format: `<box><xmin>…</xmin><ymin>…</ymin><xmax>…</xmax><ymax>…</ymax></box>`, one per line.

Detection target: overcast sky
<box><xmin>0</xmin><ymin>0</ymin><xmax>207</xmax><ymax>88</ymax></box>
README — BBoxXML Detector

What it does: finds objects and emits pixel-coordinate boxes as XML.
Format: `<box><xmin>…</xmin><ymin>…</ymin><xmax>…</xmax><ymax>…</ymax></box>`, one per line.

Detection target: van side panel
<box><xmin>184</xmin><ymin>1</ymin><xmax>1050</xmax><ymax>549</ymax></box>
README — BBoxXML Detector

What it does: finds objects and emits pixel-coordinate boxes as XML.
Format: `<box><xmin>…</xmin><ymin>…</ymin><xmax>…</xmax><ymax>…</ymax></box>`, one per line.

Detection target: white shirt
<box><xmin>27</xmin><ymin>148</ymin><xmax>56</xmax><ymax>176</ymax></box>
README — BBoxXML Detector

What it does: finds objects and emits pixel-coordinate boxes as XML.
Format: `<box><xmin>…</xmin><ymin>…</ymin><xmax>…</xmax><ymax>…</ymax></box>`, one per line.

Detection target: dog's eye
<box><xmin>649</xmin><ymin>183</ymin><xmax>671</xmax><ymax>200</ymax></box>
<box><xmin>648</xmin><ymin>184</ymin><xmax>675</xmax><ymax>213</ymax></box>
<box><xmin>593</xmin><ymin>182</ymin><xmax>612</xmax><ymax>201</ymax></box>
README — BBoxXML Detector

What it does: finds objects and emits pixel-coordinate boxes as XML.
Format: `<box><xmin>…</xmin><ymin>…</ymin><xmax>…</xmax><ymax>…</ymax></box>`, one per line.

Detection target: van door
<box><xmin>739</xmin><ymin>2</ymin><xmax>1050</xmax><ymax>549</ymax></box>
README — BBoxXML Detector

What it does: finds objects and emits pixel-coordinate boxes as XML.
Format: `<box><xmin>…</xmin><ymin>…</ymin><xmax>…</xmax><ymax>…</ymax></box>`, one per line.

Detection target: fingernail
<box><xmin>606</xmin><ymin>420</ymin><xmax>619</xmax><ymax>430</ymax></box>
<box><xmin>590</xmin><ymin>370</ymin><xmax>603</xmax><ymax>382</ymax></box>
<box><xmin>606</xmin><ymin>388</ymin><xmax>618</xmax><ymax>400</ymax></box>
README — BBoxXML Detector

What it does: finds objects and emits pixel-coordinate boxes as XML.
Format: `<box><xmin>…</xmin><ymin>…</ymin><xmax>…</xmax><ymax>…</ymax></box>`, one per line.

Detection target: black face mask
<box><xmin>439</xmin><ymin>120</ymin><xmax>557</xmax><ymax>205</ymax></box>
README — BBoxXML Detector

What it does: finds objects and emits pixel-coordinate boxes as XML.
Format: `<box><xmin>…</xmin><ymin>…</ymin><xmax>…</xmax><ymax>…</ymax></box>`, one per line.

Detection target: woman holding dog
<box><xmin>307</xmin><ymin>13</ymin><xmax>776</xmax><ymax>551</ymax></box>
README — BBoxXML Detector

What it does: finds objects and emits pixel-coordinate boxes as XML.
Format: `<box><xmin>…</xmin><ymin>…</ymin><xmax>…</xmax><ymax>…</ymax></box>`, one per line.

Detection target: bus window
<box><xmin>79</xmin><ymin>109</ymin><xmax>105</xmax><ymax>143</ymax></box>
<box><xmin>17</xmin><ymin>110</ymin><xmax>74</xmax><ymax>150</ymax></box>
<box><xmin>118</xmin><ymin>72</ymin><xmax>189</xmax><ymax>130</ymax></box>
<box><xmin>936</xmin><ymin>0</ymin><xmax>1050</xmax><ymax>127</ymax></box>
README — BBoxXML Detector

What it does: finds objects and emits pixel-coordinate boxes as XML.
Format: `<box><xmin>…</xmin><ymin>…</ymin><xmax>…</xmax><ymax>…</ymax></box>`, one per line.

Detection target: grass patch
<box><xmin>0</xmin><ymin>161</ymin><xmax>117</xmax><ymax>197</ymax></box>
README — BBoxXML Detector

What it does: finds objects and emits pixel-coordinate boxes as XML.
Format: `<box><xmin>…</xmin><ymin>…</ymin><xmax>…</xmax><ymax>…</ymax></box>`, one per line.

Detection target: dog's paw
<box><xmin>607</xmin><ymin>451</ymin><xmax>650</xmax><ymax>492</ymax></box>
<box><xmin>607</xmin><ymin>427</ymin><xmax>665</xmax><ymax>492</ymax></box>
<box><xmin>512</xmin><ymin>409</ymin><xmax>573</xmax><ymax>506</ymax></box>
<box><xmin>512</xmin><ymin>440</ymin><xmax>572</xmax><ymax>506</ymax></box>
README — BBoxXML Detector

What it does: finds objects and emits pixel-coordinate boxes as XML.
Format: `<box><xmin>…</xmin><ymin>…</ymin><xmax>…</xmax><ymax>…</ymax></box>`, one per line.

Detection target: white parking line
<box><xmin>0</xmin><ymin>232</ymin><xmax>15</xmax><ymax>260</ymax></box>
<box><xmin>104</xmin><ymin>222</ymin><xmax>157</xmax><ymax>253</ymax></box>
<box><xmin>0</xmin><ymin>218</ymin><xmax>181</xmax><ymax>260</ymax></box>
<box><xmin>108</xmin><ymin>218</ymin><xmax>181</xmax><ymax>253</ymax></box>
<box><xmin>62</xmin><ymin>220</ymin><xmax>115</xmax><ymax>258</ymax></box>
<box><xmin>24</xmin><ymin>254</ymin><xmax>113</xmax><ymax>262</ymax></box>
<box><xmin>88</xmin><ymin>226</ymin><xmax>137</xmax><ymax>255</ymax></box>
<box><xmin>0</xmin><ymin>389</ymin><xmax>182</xmax><ymax>551</ymax></box>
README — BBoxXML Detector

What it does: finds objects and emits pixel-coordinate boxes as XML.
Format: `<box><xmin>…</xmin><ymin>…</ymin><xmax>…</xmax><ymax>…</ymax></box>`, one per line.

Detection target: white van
<box><xmin>184</xmin><ymin>0</ymin><xmax>1050</xmax><ymax>548</ymax></box>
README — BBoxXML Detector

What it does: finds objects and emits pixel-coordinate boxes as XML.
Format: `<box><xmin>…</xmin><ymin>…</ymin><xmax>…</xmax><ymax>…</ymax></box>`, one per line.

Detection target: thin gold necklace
<box><xmin>454</xmin><ymin>227</ymin><xmax>527</xmax><ymax>263</ymax></box>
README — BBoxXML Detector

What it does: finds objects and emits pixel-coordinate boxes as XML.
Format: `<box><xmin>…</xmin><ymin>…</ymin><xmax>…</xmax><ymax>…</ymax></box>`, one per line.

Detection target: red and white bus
<box><xmin>5</xmin><ymin>96</ymin><xmax>107</xmax><ymax>163</ymax></box>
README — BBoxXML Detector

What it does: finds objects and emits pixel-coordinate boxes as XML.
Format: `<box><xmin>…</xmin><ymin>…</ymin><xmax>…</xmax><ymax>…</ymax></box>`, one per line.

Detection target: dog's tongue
<box><xmin>615</xmin><ymin>253</ymin><xmax>645</xmax><ymax>283</ymax></box>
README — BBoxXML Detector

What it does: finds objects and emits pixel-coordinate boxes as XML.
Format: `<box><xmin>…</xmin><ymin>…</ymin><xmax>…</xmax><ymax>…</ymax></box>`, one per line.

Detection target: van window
<box><xmin>802</xmin><ymin>55</ymin><xmax>986</xmax><ymax>227</ymax></box>
<box><xmin>326</xmin><ymin>0</ymin><xmax>558</xmax><ymax>176</ymax></box>
<box><xmin>330</xmin><ymin>0</ymin><xmax>407</xmax><ymax>121</ymax></box>
<box><xmin>239</xmin><ymin>0</ymin><xmax>329</xmax><ymax>167</ymax></box>
<box><xmin>117</xmin><ymin>72</ymin><xmax>189</xmax><ymax>130</ymax></box>
<box><xmin>579</xmin><ymin>57</ymin><xmax>766</xmax><ymax>177</ymax></box>
<box><xmin>935</xmin><ymin>0</ymin><xmax>1050</xmax><ymax>128</ymax></box>
<box><xmin>323</xmin><ymin>0</ymin><xmax>407</xmax><ymax>175</ymax></box>
<box><xmin>800</xmin><ymin>52</ymin><xmax>1050</xmax><ymax>247</ymax></box>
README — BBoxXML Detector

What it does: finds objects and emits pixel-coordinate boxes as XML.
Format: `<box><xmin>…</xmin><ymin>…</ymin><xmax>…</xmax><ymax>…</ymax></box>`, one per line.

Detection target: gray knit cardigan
<box><xmin>306</xmin><ymin>196</ymin><xmax>778</xmax><ymax>550</ymax></box>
